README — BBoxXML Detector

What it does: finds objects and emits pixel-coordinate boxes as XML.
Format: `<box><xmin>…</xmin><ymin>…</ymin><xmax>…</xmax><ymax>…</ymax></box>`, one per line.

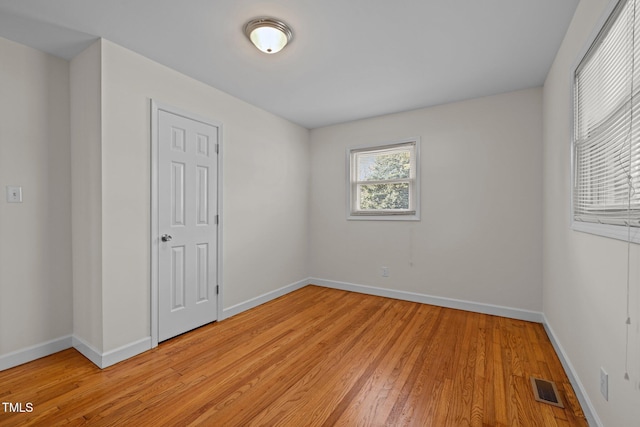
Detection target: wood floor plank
<box><xmin>384</xmin><ymin>306</ymin><xmax>449</xmax><ymax>426</ymax></box>
<box><xmin>470</xmin><ymin>314</ymin><xmax>487</xmax><ymax>427</ymax></box>
<box><xmin>260</xmin><ymin>301</ymin><xmax>418</xmax><ymax>426</ymax></box>
<box><xmin>492</xmin><ymin>317</ymin><xmax>510</xmax><ymax>426</ymax></box>
<box><xmin>0</xmin><ymin>286</ymin><xmax>588</xmax><ymax>427</ymax></box>
<box><xmin>210</xmin><ymin>297</ymin><xmax>397</xmax><ymax>426</ymax></box>
<box><xmin>329</xmin><ymin>303</ymin><xmax>435</xmax><ymax>426</ymax></box>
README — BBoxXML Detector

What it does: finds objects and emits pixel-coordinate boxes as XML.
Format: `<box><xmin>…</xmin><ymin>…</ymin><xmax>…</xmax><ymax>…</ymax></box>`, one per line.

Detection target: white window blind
<box><xmin>574</xmin><ymin>0</ymin><xmax>640</xmax><ymax>226</ymax></box>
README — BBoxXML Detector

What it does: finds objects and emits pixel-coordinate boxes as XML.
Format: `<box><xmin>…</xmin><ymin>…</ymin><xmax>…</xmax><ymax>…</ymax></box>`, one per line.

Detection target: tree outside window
<box><xmin>348</xmin><ymin>140</ymin><xmax>419</xmax><ymax>220</ymax></box>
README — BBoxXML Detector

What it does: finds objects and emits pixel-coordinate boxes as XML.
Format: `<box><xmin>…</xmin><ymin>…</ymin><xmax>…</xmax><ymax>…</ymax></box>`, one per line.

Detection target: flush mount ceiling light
<box><xmin>244</xmin><ymin>17</ymin><xmax>293</xmax><ymax>54</ymax></box>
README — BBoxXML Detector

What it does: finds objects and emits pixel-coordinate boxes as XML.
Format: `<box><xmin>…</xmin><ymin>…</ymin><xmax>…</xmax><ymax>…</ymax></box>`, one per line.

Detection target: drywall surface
<box><xmin>70</xmin><ymin>40</ymin><xmax>104</xmax><ymax>352</ymax></box>
<box><xmin>309</xmin><ymin>88</ymin><xmax>543</xmax><ymax>311</ymax></box>
<box><xmin>0</xmin><ymin>37</ymin><xmax>72</xmax><ymax>355</ymax></box>
<box><xmin>543</xmin><ymin>0</ymin><xmax>640</xmax><ymax>425</ymax></box>
<box><xmin>99</xmin><ymin>40</ymin><xmax>310</xmax><ymax>351</ymax></box>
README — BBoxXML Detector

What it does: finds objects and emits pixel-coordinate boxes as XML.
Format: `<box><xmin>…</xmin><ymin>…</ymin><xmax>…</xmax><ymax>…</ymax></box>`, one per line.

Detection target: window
<box><xmin>348</xmin><ymin>139</ymin><xmax>420</xmax><ymax>220</ymax></box>
<box><xmin>572</xmin><ymin>0</ymin><xmax>640</xmax><ymax>240</ymax></box>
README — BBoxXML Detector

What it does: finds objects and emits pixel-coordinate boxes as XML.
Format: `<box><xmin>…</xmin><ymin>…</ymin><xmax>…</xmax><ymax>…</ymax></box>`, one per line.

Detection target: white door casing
<box><xmin>151</xmin><ymin>102</ymin><xmax>221</xmax><ymax>344</ymax></box>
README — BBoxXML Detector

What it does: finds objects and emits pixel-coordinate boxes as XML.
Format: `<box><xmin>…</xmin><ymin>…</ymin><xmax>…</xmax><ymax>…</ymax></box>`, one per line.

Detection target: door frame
<box><xmin>150</xmin><ymin>100</ymin><xmax>223</xmax><ymax>348</ymax></box>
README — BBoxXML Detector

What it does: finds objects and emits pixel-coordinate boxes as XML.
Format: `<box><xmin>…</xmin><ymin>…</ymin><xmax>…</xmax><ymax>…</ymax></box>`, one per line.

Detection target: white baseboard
<box><xmin>101</xmin><ymin>337</ymin><xmax>151</xmax><ymax>368</ymax></box>
<box><xmin>0</xmin><ymin>335</ymin><xmax>72</xmax><ymax>371</ymax></box>
<box><xmin>71</xmin><ymin>335</ymin><xmax>102</xmax><ymax>367</ymax></box>
<box><xmin>72</xmin><ymin>335</ymin><xmax>151</xmax><ymax>369</ymax></box>
<box><xmin>310</xmin><ymin>279</ymin><xmax>600</xmax><ymax>425</ymax></box>
<box><xmin>0</xmin><ymin>277</ymin><xmax>598</xmax><ymax>427</ymax></box>
<box><xmin>542</xmin><ymin>315</ymin><xmax>602</xmax><ymax>427</ymax></box>
<box><xmin>221</xmin><ymin>277</ymin><xmax>309</xmax><ymax>320</ymax></box>
<box><xmin>310</xmin><ymin>278</ymin><xmax>544</xmax><ymax>323</ymax></box>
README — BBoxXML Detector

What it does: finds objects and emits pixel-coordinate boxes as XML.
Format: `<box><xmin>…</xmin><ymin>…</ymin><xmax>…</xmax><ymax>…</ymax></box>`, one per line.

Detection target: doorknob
<box><xmin>161</xmin><ymin>234</ymin><xmax>172</xmax><ymax>242</ymax></box>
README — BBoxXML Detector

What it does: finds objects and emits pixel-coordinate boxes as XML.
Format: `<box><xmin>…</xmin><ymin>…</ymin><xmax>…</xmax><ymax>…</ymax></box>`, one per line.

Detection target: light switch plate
<box><xmin>6</xmin><ymin>186</ymin><xmax>22</xmax><ymax>203</ymax></box>
<box><xmin>600</xmin><ymin>367</ymin><xmax>608</xmax><ymax>401</ymax></box>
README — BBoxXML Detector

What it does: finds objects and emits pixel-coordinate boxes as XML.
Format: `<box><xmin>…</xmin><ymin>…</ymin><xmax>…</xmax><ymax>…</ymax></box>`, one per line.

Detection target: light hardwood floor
<box><xmin>0</xmin><ymin>285</ymin><xmax>587</xmax><ymax>426</ymax></box>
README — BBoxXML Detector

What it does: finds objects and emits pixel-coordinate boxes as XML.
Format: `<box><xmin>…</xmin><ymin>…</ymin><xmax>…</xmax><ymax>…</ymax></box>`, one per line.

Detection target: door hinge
<box><xmin>215</xmin><ymin>214</ymin><xmax>219</xmax><ymax>225</ymax></box>
<box><xmin>216</xmin><ymin>285</ymin><xmax>219</xmax><ymax>295</ymax></box>
<box><xmin>215</xmin><ymin>143</ymin><xmax>219</xmax><ymax>154</ymax></box>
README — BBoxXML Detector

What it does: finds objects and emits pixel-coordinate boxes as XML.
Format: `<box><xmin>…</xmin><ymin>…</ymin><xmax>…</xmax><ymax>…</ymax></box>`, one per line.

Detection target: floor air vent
<box><xmin>530</xmin><ymin>377</ymin><xmax>564</xmax><ymax>408</ymax></box>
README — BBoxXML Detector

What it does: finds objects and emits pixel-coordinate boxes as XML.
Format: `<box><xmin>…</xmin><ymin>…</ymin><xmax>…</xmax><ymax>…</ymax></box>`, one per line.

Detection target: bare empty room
<box><xmin>0</xmin><ymin>0</ymin><xmax>639</xmax><ymax>426</ymax></box>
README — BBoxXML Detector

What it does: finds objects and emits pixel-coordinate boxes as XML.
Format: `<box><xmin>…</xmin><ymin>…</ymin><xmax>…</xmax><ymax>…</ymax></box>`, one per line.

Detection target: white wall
<box><xmin>309</xmin><ymin>88</ymin><xmax>543</xmax><ymax>312</ymax></box>
<box><xmin>12</xmin><ymin>14</ymin><xmax>637</xmax><ymax>425</ymax></box>
<box><xmin>543</xmin><ymin>0</ymin><xmax>640</xmax><ymax>425</ymax></box>
<box><xmin>0</xmin><ymin>35</ymin><xmax>310</xmax><ymax>366</ymax></box>
<box><xmin>99</xmin><ymin>40</ymin><xmax>310</xmax><ymax>352</ymax></box>
<box><xmin>0</xmin><ymin>36</ymin><xmax>310</xmax><ymax>366</ymax></box>
<box><xmin>70</xmin><ymin>40</ymin><xmax>103</xmax><ymax>352</ymax></box>
<box><xmin>4</xmin><ymin>12</ymin><xmax>635</xmax><ymax>425</ymax></box>
<box><xmin>0</xmin><ymin>37</ymin><xmax>72</xmax><ymax>355</ymax></box>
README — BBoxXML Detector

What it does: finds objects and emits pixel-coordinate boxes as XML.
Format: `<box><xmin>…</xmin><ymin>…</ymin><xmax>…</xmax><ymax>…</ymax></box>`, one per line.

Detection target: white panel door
<box><xmin>158</xmin><ymin>110</ymin><xmax>218</xmax><ymax>342</ymax></box>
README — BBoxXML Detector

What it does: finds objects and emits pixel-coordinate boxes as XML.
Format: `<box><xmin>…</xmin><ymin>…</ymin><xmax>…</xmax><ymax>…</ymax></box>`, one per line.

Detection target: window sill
<box><xmin>571</xmin><ymin>220</ymin><xmax>640</xmax><ymax>244</ymax></box>
<box><xmin>348</xmin><ymin>213</ymin><xmax>420</xmax><ymax>221</ymax></box>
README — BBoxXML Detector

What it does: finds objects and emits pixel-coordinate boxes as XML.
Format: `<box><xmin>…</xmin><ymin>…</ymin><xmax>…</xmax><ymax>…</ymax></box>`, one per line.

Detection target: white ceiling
<box><xmin>0</xmin><ymin>0</ymin><xmax>579</xmax><ymax>129</ymax></box>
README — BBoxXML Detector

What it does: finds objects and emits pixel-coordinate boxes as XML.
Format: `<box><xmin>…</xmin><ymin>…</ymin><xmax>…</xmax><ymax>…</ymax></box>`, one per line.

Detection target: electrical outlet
<box><xmin>381</xmin><ymin>267</ymin><xmax>389</xmax><ymax>277</ymax></box>
<box><xmin>600</xmin><ymin>367</ymin><xmax>608</xmax><ymax>401</ymax></box>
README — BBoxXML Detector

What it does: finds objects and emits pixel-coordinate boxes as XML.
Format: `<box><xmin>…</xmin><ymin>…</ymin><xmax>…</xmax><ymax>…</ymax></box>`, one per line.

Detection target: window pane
<box><xmin>575</xmin><ymin>0</ymin><xmax>633</xmax><ymax>141</ymax></box>
<box><xmin>359</xmin><ymin>183</ymin><xmax>410</xmax><ymax>210</ymax></box>
<box><xmin>573</xmin><ymin>0</ymin><xmax>640</xmax><ymax>225</ymax></box>
<box><xmin>348</xmin><ymin>140</ymin><xmax>419</xmax><ymax>219</ymax></box>
<box><xmin>357</xmin><ymin>150</ymin><xmax>411</xmax><ymax>181</ymax></box>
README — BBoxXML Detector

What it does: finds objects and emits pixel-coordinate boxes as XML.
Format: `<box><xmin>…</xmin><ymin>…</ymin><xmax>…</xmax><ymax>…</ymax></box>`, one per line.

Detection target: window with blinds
<box><xmin>347</xmin><ymin>139</ymin><xmax>420</xmax><ymax>220</ymax></box>
<box><xmin>573</xmin><ymin>0</ymin><xmax>640</xmax><ymax>229</ymax></box>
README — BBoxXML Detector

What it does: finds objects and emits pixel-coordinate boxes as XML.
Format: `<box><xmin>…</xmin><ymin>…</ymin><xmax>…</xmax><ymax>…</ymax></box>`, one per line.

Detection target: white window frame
<box><xmin>346</xmin><ymin>138</ymin><xmax>420</xmax><ymax>221</ymax></box>
<box><xmin>571</xmin><ymin>0</ymin><xmax>640</xmax><ymax>243</ymax></box>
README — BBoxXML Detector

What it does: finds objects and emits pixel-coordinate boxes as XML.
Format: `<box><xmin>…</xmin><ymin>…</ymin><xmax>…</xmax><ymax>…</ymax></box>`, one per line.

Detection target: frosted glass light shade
<box><xmin>244</xmin><ymin>17</ymin><xmax>293</xmax><ymax>54</ymax></box>
<box><xmin>249</xmin><ymin>26</ymin><xmax>288</xmax><ymax>54</ymax></box>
